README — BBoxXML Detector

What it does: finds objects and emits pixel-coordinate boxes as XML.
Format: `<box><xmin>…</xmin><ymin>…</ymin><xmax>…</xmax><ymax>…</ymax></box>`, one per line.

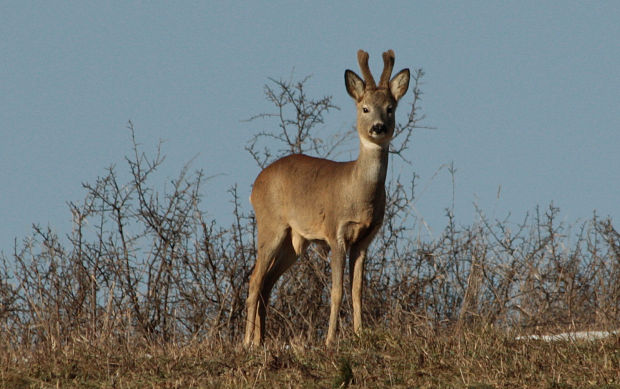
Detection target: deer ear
<box><xmin>389</xmin><ymin>68</ymin><xmax>410</xmax><ymax>101</ymax></box>
<box><xmin>345</xmin><ymin>70</ymin><xmax>365</xmax><ymax>101</ymax></box>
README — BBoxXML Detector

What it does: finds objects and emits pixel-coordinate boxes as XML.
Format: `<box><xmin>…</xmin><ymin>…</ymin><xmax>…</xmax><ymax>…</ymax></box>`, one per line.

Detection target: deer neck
<box><xmin>353</xmin><ymin>137</ymin><xmax>389</xmax><ymax>190</ymax></box>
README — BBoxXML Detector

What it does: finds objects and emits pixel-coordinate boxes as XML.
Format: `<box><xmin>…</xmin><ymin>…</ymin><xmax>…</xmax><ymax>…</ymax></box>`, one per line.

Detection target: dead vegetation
<box><xmin>1</xmin><ymin>74</ymin><xmax>618</xmax><ymax>388</ymax></box>
<box><xmin>1</xmin><ymin>325</ymin><xmax>618</xmax><ymax>388</ymax></box>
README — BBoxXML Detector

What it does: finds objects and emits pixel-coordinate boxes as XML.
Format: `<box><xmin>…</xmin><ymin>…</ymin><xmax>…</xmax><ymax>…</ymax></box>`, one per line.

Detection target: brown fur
<box><xmin>244</xmin><ymin>50</ymin><xmax>410</xmax><ymax>347</ymax></box>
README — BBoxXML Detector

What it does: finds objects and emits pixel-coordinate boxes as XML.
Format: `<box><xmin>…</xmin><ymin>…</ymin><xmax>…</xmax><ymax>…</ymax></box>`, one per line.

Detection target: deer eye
<box><xmin>387</xmin><ymin>106</ymin><xmax>393</xmax><ymax>114</ymax></box>
<box><xmin>362</xmin><ymin>107</ymin><xmax>369</xmax><ymax>113</ymax></box>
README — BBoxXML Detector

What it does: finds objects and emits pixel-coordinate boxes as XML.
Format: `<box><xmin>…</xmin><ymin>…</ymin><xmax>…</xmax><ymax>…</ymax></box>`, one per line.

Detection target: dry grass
<box><xmin>1</xmin><ymin>79</ymin><xmax>619</xmax><ymax>388</ymax></box>
<box><xmin>2</xmin><ymin>325</ymin><xmax>618</xmax><ymax>388</ymax></box>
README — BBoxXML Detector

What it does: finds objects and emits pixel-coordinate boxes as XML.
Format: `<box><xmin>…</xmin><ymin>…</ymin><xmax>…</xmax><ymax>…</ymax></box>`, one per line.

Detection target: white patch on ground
<box><xmin>516</xmin><ymin>330</ymin><xmax>618</xmax><ymax>342</ymax></box>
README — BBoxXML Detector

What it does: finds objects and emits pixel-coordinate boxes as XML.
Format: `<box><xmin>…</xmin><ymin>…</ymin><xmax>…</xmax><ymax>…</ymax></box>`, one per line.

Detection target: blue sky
<box><xmin>1</xmin><ymin>2</ymin><xmax>619</xmax><ymax>253</ymax></box>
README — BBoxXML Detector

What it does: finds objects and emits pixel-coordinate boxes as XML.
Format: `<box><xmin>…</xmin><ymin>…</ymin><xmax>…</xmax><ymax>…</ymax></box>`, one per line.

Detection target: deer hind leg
<box><xmin>253</xmin><ymin>230</ymin><xmax>303</xmax><ymax>345</ymax></box>
<box><xmin>244</xmin><ymin>225</ymin><xmax>288</xmax><ymax>348</ymax></box>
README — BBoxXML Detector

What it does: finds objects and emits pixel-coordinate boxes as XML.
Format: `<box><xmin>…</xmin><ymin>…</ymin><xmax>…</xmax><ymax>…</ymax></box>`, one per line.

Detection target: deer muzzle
<box><xmin>370</xmin><ymin>123</ymin><xmax>387</xmax><ymax>135</ymax></box>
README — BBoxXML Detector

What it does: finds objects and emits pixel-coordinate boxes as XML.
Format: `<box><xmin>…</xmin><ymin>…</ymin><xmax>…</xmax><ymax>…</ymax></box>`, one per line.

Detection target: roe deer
<box><xmin>244</xmin><ymin>49</ymin><xmax>410</xmax><ymax>347</ymax></box>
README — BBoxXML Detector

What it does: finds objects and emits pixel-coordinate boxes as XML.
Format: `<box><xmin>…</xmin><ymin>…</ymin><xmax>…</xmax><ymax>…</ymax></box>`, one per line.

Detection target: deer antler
<box><xmin>378</xmin><ymin>49</ymin><xmax>395</xmax><ymax>88</ymax></box>
<box><xmin>357</xmin><ymin>50</ymin><xmax>376</xmax><ymax>89</ymax></box>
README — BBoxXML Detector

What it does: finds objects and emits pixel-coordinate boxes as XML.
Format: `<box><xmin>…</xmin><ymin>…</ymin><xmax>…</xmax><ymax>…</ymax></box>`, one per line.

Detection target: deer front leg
<box><xmin>326</xmin><ymin>244</ymin><xmax>346</xmax><ymax>347</ymax></box>
<box><xmin>349</xmin><ymin>245</ymin><xmax>366</xmax><ymax>335</ymax></box>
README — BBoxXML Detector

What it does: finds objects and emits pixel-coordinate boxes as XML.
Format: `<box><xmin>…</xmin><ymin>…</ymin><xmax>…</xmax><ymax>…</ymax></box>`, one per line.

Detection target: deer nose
<box><xmin>371</xmin><ymin>123</ymin><xmax>386</xmax><ymax>134</ymax></box>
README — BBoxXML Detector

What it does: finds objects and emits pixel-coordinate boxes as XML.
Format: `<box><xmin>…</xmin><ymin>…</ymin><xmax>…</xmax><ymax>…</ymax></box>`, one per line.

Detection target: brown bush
<box><xmin>1</xmin><ymin>74</ymin><xmax>618</xmax><ymax>359</ymax></box>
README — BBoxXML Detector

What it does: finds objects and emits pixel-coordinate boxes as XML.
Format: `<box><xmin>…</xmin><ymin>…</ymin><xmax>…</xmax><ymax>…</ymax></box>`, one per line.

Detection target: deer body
<box><xmin>245</xmin><ymin>50</ymin><xmax>409</xmax><ymax>347</ymax></box>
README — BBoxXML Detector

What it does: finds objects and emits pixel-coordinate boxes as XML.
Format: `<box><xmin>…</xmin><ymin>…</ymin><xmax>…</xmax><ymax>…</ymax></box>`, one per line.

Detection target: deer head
<box><xmin>345</xmin><ymin>50</ymin><xmax>410</xmax><ymax>150</ymax></box>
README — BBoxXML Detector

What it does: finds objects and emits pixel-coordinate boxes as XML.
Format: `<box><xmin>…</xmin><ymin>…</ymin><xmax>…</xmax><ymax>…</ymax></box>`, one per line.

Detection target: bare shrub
<box><xmin>0</xmin><ymin>122</ymin><xmax>254</xmax><ymax>350</ymax></box>
<box><xmin>241</xmin><ymin>73</ymin><xmax>618</xmax><ymax>340</ymax></box>
<box><xmin>1</xmin><ymin>72</ymin><xmax>618</xmax><ymax>358</ymax></box>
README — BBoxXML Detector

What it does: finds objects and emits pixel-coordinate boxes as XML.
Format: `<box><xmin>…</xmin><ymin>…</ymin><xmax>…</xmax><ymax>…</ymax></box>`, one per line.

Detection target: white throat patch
<box><xmin>360</xmin><ymin>137</ymin><xmax>386</xmax><ymax>151</ymax></box>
